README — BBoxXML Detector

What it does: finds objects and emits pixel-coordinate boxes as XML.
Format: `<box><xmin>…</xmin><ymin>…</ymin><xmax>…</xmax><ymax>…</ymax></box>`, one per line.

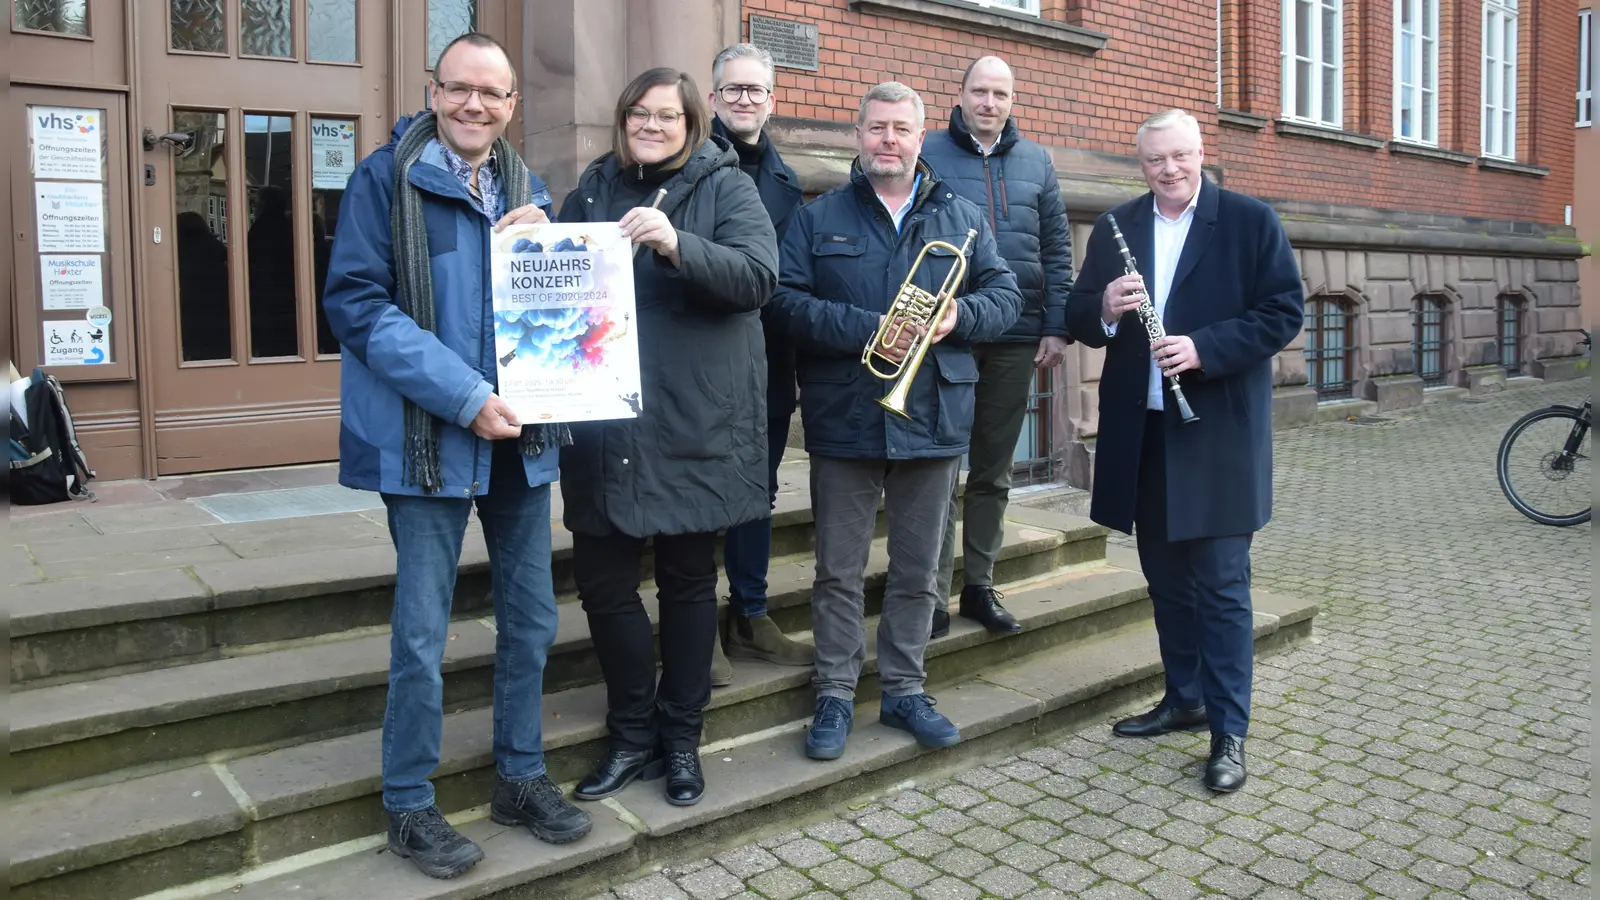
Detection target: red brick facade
<box><xmin>746</xmin><ymin>0</ymin><xmax>1575</xmax><ymax>225</ymax></box>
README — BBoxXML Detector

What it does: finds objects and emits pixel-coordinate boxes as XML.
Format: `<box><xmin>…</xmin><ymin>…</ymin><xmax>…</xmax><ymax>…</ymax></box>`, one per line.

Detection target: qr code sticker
<box><xmin>324</xmin><ymin>150</ymin><xmax>344</xmax><ymax>168</ymax></box>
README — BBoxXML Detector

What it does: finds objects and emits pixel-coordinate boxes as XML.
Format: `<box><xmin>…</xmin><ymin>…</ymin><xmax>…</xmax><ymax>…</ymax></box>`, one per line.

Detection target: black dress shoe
<box><xmin>573</xmin><ymin>747</ymin><xmax>665</xmax><ymax>801</ymax></box>
<box><xmin>1111</xmin><ymin>703</ymin><xmax>1208</xmax><ymax>737</ymax></box>
<box><xmin>490</xmin><ymin>774</ymin><xmax>592</xmax><ymax>844</ymax></box>
<box><xmin>664</xmin><ymin>750</ymin><xmax>705</xmax><ymax>806</ymax></box>
<box><xmin>1205</xmin><ymin>733</ymin><xmax>1247</xmax><ymax>792</ymax></box>
<box><xmin>930</xmin><ymin>608</ymin><xmax>951</xmax><ymax>639</ymax></box>
<box><xmin>958</xmin><ymin>585</ymin><xmax>1022</xmax><ymax>633</ymax></box>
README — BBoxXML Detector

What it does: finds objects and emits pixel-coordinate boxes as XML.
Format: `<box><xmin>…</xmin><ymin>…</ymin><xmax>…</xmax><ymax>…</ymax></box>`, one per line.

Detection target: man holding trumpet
<box><xmin>770</xmin><ymin>82</ymin><xmax>1021</xmax><ymax>761</ymax></box>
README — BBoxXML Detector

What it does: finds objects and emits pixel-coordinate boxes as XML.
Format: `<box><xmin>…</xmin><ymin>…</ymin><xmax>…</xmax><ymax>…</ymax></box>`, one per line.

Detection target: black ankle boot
<box><xmin>573</xmin><ymin>747</ymin><xmax>665</xmax><ymax>801</ymax></box>
<box><xmin>490</xmin><ymin>774</ymin><xmax>592</xmax><ymax>844</ymax></box>
<box><xmin>664</xmin><ymin>750</ymin><xmax>705</xmax><ymax>806</ymax></box>
<box><xmin>386</xmin><ymin>806</ymin><xmax>484</xmax><ymax>879</ymax></box>
<box><xmin>958</xmin><ymin>585</ymin><xmax>1021</xmax><ymax>633</ymax></box>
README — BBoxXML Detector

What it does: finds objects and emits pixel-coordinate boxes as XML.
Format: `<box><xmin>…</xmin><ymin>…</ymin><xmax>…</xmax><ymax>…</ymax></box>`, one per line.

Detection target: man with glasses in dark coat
<box><xmin>704</xmin><ymin>43</ymin><xmax>815</xmax><ymax>685</ymax></box>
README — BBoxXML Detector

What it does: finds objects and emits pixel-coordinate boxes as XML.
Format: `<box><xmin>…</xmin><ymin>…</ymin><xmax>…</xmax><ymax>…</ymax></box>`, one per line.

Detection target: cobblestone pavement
<box><xmin>591</xmin><ymin>381</ymin><xmax>1591</xmax><ymax>900</ymax></box>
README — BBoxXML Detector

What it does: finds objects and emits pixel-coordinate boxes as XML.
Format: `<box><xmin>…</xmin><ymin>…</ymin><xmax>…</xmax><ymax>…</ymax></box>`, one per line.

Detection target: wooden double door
<box><xmin>138</xmin><ymin>0</ymin><xmax>500</xmax><ymax>474</ymax></box>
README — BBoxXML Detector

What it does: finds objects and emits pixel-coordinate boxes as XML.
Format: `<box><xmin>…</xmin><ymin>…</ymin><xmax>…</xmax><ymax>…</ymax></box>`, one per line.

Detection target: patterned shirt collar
<box><xmin>432</xmin><ymin>139</ymin><xmax>504</xmax><ymax>222</ymax></box>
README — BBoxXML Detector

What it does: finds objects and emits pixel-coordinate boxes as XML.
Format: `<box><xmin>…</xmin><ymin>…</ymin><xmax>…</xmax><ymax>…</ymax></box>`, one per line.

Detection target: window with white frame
<box><xmin>1483</xmin><ymin>0</ymin><xmax>1519</xmax><ymax>158</ymax></box>
<box><xmin>1580</xmin><ymin>10</ymin><xmax>1593</xmax><ymax>127</ymax></box>
<box><xmin>1282</xmin><ymin>0</ymin><xmax>1343</xmax><ymax>127</ymax></box>
<box><xmin>958</xmin><ymin>0</ymin><xmax>1041</xmax><ymax>14</ymax></box>
<box><xmin>1394</xmin><ymin>0</ymin><xmax>1439</xmax><ymax>144</ymax></box>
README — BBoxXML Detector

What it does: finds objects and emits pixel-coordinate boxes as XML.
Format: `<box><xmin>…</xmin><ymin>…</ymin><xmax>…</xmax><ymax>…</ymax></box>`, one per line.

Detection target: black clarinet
<box><xmin>1105</xmin><ymin>214</ymin><xmax>1198</xmax><ymax>425</ymax></box>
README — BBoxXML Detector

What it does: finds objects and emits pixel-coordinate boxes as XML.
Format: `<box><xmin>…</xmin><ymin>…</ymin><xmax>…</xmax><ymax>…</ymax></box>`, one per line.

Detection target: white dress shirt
<box><xmin>878</xmin><ymin>172</ymin><xmax>923</xmax><ymax>233</ymax></box>
<box><xmin>1104</xmin><ymin>185</ymin><xmax>1201</xmax><ymax>410</ymax></box>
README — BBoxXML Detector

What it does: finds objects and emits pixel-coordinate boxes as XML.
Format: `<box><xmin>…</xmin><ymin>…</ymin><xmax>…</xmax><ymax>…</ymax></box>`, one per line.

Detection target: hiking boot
<box><xmin>710</xmin><ymin>631</ymin><xmax>734</xmax><ymax>687</ymax></box>
<box><xmin>725</xmin><ymin>607</ymin><xmax>814</xmax><ymax>666</ymax></box>
<box><xmin>386</xmin><ymin>806</ymin><xmax>484</xmax><ymax>879</ymax></box>
<box><xmin>489</xmin><ymin>774</ymin><xmax>592</xmax><ymax>844</ymax></box>
<box><xmin>805</xmin><ymin>696</ymin><xmax>854</xmax><ymax>760</ymax></box>
<box><xmin>881</xmin><ymin>693</ymin><xmax>961</xmax><ymax>749</ymax></box>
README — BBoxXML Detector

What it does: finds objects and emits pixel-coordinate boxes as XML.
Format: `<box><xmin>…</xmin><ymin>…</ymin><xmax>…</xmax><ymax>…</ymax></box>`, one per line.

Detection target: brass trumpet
<box><xmin>862</xmin><ymin>229</ymin><xmax>978</xmax><ymax>419</ymax></box>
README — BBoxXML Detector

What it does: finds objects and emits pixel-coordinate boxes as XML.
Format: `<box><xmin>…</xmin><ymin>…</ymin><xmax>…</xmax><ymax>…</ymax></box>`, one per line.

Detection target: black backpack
<box><xmin>9</xmin><ymin>368</ymin><xmax>96</xmax><ymax>505</ymax></box>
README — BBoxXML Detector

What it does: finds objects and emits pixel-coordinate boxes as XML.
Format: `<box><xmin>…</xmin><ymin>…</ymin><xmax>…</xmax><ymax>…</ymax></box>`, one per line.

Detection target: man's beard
<box><xmin>864</xmin><ymin>155</ymin><xmax>909</xmax><ymax>178</ymax></box>
<box><xmin>720</xmin><ymin>112</ymin><xmax>765</xmax><ymax>143</ymax></box>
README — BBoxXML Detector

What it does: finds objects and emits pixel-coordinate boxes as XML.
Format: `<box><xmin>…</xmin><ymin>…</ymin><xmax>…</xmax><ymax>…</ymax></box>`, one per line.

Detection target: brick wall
<box><xmin>746</xmin><ymin>0</ymin><xmax>1576</xmax><ymax>226</ymax></box>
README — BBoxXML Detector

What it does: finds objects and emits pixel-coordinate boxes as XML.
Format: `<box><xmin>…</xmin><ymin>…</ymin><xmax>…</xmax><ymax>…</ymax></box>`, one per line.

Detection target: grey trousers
<box><xmin>810</xmin><ymin>455</ymin><xmax>961</xmax><ymax>700</ymax></box>
<box><xmin>937</xmin><ymin>342</ymin><xmax>1038</xmax><ymax>607</ymax></box>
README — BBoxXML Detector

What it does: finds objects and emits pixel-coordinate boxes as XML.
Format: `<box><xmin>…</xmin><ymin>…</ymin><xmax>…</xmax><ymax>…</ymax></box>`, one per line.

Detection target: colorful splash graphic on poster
<box><xmin>491</xmin><ymin>222</ymin><xmax>641</xmax><ymax>424</ymax></box>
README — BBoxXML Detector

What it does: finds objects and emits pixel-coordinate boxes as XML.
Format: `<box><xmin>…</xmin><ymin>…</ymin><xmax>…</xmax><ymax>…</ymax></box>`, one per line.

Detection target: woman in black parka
<box><xmin>558</xmin><ymin>67</ymin><xmax>777</xmax><ymax>808</ymax></box>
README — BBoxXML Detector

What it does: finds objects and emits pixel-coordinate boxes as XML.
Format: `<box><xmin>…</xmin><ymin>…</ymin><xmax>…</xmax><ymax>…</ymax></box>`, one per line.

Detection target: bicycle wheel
<box><xmin>1497</xmin><ymin>406</ymin><xmax>1592</xmax><ymax>526</ymax></box>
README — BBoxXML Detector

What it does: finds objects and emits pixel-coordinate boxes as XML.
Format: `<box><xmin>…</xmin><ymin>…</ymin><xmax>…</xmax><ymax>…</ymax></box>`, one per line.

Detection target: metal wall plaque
<box><xmin>748</xmin><ymin>14</ymin><xmax>820</xmax><ymax>72</ymax></box>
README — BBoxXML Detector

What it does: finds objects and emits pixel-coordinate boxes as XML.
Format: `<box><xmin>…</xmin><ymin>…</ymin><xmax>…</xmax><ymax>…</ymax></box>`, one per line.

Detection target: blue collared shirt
<box><xmin>432</xmin><ymin>139</ymin><xmax>505</xmax><ymax>222</ymax></box>
<box><xmin>878</xmin><ymin>171</ymin><xmax>924</xmax><ymax>232</ymax></box>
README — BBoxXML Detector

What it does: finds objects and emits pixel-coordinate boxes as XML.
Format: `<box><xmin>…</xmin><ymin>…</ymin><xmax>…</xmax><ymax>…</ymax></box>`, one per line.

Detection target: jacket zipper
<box><xmin>981</xmin><ymin>157</ymin><xmax>998</xmax><ymax>235</ymax></box>
<box><xmin>997</xmin><ymin>161</ymin><xmax>1009</xmax><ymax>218</ymax></box>
<box><xmin>472</xmin><ymin>197</ymin><xmax>490</xmax><ymax>495</ymax></box>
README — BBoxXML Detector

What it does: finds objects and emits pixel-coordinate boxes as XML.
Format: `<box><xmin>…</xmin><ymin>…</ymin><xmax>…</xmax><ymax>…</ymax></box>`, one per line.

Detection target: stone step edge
<box><xmin>178</xmin><ymin>594</ymin><xmax>1318</xmax><ymax>900</ymax></box>
<box><xmin>10</xmin><ymin>498</ymin><xmax>1093</xmax><ymax>639</ymax></box>
<box><xmin>12</xmin><ymin>517</ymin><xmax>1085</xmax><ymax>750</ymax></box>
<box><xmin>10</xmin><ymin>564</ymin><xmax>1159</xmax><ymax>888</ymax></box>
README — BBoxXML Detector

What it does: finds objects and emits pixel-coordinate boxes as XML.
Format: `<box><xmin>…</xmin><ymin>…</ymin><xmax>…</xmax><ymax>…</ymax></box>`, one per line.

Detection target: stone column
<box><xmin>520</xmin><ymin>0</ymin><xmax>741</xmax><ymax>200</ymax></box>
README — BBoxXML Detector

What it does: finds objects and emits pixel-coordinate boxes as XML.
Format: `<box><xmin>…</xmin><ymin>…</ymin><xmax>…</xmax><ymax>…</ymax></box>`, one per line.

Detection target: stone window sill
<box><xmin>1219</xmin><ymin>109</ymin><xmax>1268</xmax><ymax>131</ymax></box>
<box><xmin>1387</xmin><ymin>141</ymin><xmax>1475</xmax><ymax>166</ymax></box>
<box><xmin>846</xmin><ymin>0</ymin><xmax>1108</xmax><ymax>55</ymax></box>
<box><xmin>1477</xmin><ymin>156</ymin><xmax>1549</xmax><ymax>177</ymax></box>
<box><xmin>1273</xmin><ymin>119</ymin><xmax>1385</xmax><ymax>149</ymax></box>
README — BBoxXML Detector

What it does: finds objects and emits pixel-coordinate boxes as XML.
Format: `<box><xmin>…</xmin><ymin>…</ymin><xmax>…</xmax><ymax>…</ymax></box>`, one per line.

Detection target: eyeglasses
<box><xmin>436</xmin><ymin>81</ymin><xmax>514</xmax><ymax>109</ymax></box>
<box><xmin>717</xmin><ymin>84</ymin><xmax>771</xmax><ymax>104</ymax></box>
<box><xmin>625</xmin><ymin>107</ymin><xmax>684</xmax><ymax>127</ymax></box>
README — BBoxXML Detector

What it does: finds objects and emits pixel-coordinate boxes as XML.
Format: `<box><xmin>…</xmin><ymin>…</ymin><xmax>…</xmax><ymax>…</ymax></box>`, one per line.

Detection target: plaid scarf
<box><xmin>390</xmin><ymin>113</ymin><xmax>571</xmax><ymax>494</ymax></box>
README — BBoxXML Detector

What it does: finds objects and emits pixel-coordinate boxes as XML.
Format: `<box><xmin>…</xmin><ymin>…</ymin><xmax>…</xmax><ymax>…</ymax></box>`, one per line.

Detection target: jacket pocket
<box><xmin>422</xmin><ymin>202</ymin><xmax>458</xmax><ymax>256</ymax></box>
<box><xmin>932</xmin><ymin>350</ymin><xmax>979</xmax><ymax>446</ymax></box>
<box><xmin>654</xmin><ymin>355</ymin><xmax>734</xmax><ymax>459</ymax></box>
<box><xmin>798</xmin><ymin>356</ymin><xmax>863</xmax><ymax>447</ymax></box>
<box><xmin>812</xmin><ymin>234</ymin><xmax>867</xmax><ymax>299</ymax></box>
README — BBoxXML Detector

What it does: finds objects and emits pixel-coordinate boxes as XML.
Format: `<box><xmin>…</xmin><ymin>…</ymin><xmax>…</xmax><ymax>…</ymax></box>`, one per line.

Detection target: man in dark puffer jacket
<box><xmin>920</xmin><ymin>55</ymin><xmax>1074</xmax><ymax>639</ymax></box>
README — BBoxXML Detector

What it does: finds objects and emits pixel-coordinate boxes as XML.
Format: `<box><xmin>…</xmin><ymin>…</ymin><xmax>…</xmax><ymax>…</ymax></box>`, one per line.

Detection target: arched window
<box><xmin>1304</xmin><ymin>296</ymin><xmax>1356</xmax><ymax>398</ymax></box>
<box><xmin>1497</xmin><ymin>295</ymin><xmax>1524</xmax><ymax>373</ymax></box>
<box><xmin>1413</xmin><ymin>295</ymin><xmax>1449</xmax><ymax>384</ymax></box>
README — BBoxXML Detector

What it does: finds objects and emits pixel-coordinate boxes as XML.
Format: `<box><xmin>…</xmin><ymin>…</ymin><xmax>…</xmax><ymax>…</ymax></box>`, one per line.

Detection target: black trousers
<box><xmin>1134</xmin><ymin>411</ymin><xmax>1256</xmax><ymax>736</ymax></box>
<box><xmin>572</xmin><ymin>530</ymin><xmax>719</xmax><ymax>753</ymax></box>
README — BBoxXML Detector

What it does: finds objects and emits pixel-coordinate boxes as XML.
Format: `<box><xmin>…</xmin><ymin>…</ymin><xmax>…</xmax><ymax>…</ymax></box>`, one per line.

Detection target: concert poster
<box><xmin>490</xmin><ymin>222</ymin><xmax>642</xmax><ymax>424</ymax></box>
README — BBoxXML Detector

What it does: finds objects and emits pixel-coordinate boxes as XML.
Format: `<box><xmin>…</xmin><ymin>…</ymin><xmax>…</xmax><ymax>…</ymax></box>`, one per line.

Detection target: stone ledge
<box><xmin>1463</xmin><ymin>364</ymin><xmax>1509</xmax><ymax>396</ymax></box>
<box><xmin>1477</xmin><ymin>156</ymin><xmax>1550</xmax><ymax>177</ymax></box>
<box><xmin>1274</xmin><ymin>120</ymin><xmax>1385</xmax><ymax>150</ymax></box>
<box><xmin>1387</xmin><ymin>140</ymin><xmax>1476</xmax><ymax>166</ymax></box>
<box><xmin>846</xmin><ymin>0</ymin><xmax>1108</xmax><ymax>54</ymax></box>
<box><xmin>1280</xmin><ymin>218</ymin><xmax>1588</xmax><ymax>259</ymax></box>
<box><xmin>1219</xmin><ymin>109</ymin><xmax>1269</xmax><ymax>131</ymax></box>
<box><xmin>1531</xmin><ymin>357</ymin><xmax>1590</xmax><ymax>382</ymax></box>
<box><xmin>1365</xmin><ymin>374</ymin><xmax>1426</xmax><ymax>413</ymax></box>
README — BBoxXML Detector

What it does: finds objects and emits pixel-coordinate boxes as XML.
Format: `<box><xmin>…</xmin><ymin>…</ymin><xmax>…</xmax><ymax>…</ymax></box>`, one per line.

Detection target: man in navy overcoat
<box><xmin>1065</xmin><ymin>109</ymin><xmax>1304</xmax><ymax>793</ymax></box>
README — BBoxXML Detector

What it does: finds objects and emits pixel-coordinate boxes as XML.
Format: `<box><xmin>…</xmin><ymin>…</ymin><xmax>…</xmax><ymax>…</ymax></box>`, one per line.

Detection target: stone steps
<box><xmin>7</xmin><ymin>560</ymin><xmax>1215</xmax><ymax>900</ymax></box>
<box><xmin>10</xmin><ymin>459</ymin><xmax>892</xmax><ymax>687</ymax></box>
<box><xmin>66</xmin><ymin>590</ymin><xmax>1314</xmax><ymax>900</ymax></box>
<box><xmin>12</xmin><ymin>514</ymin><xmax>1096</xmax><ymax>795</ymax></box>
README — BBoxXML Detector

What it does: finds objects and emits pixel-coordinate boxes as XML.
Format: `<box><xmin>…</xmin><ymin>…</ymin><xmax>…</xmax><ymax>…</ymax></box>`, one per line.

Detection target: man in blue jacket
<box><xmin>705</xmin><ymin>43</ymin><xmax>815</xmax><ymax>683</ymax></box>
<box><xmin>771</xmin><ymin>82</ymin><xmax>1023</xmax><ymax>761</ymax></box>
<box><xmin>921</xmin><ymin>55</ymin><xmax>1074</xmax><ymax>639</ymax></box>
<box><xmin>1066</xmin><ymin>110</ymin><xmax>1304</xmax><ymax>793</ymax></box>
<box><xmin>323</xmin><ymin>33</ymin><xmax>590</xmax><ymax>879</ymax></box>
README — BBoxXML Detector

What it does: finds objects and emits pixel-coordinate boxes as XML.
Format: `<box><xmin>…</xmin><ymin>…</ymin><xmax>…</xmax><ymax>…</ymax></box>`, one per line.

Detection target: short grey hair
<box><xmin>858</xmin><ymin>81</ymin><xmax>925</xmax><ymax>125</ymax></box>
<box><xmin>711</xmin><ymin>43</ymin><xmax>776</xmax><ymax>88</ymax></box>
<box><xmin>1136</xmin><ymin>109</ymin><xmax>1202</xmax><ymax>145</ymax></box>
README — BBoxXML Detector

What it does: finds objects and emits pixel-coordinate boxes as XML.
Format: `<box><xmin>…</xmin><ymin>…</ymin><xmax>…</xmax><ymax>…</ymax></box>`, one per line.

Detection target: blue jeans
<box><xmin>379</xmin><ymin>439</ymin><xmax>558</xmax><ymax>813</ymax></box>
<box><xmin>722</xmin><ymin>416</ymin><xmax>791</xmax><ymax>617</ymax></box>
